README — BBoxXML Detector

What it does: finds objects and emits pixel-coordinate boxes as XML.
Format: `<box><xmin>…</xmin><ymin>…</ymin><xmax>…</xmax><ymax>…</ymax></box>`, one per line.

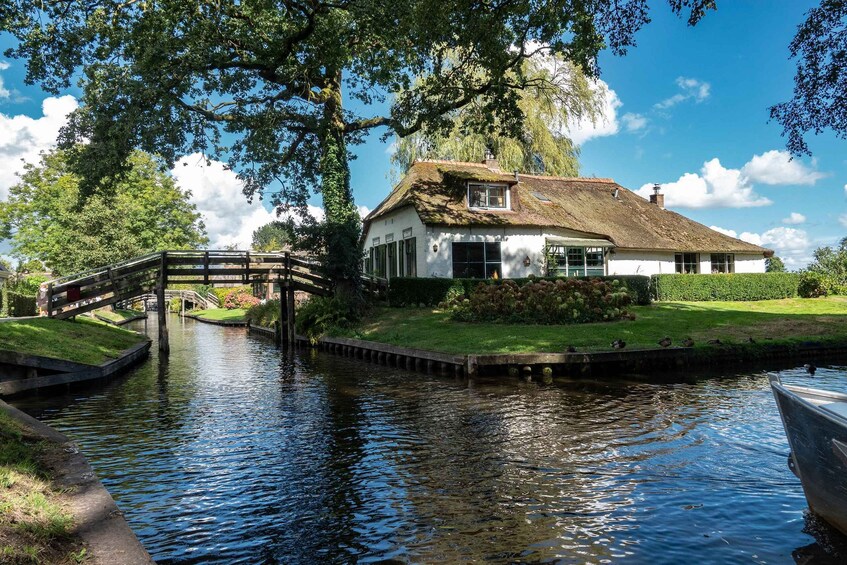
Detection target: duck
<box><xmin>611</xmin><ymin>339</ymin><xmax>626</xmax><ymax>350</ymax></box>
<box><xmin>707</xmin><ymin>339</ymin><xmax>722</xmax><ymax>346</ymax></box>
<box><xmin>747</xmin><ymin>337</ymin><xmax>756</xmax><ymax>344</ymax></box>
<box><xmin>805</xmin><ymin>363</ymin><xmax>817</xmax><ymax>376</ymax></box>
<box><xmin>658</xmin><ymin>337</ymin><xmax>672</xmax><ymax>348</ymax></box>
<box><xmin>682</xmin><ymin>337</ymin><xmax>695</xmax><ymax>348</ymax></box>
<box><xmin>566</xmin><ymin>345</ymin><xmax>577</xmax><ymax>353</ymax></box>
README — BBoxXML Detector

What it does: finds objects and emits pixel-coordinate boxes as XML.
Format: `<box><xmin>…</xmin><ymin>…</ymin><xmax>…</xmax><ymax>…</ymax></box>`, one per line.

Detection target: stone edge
<box><xmin>0</xmin><ymin>400</ymin><xmax>154</xmax><ymax>564</ymax></box>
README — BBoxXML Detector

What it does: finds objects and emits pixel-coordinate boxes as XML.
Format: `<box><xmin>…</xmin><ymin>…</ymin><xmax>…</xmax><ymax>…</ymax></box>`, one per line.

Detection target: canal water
<box><xmin>13</xmin><ymin>316</ymin><xmax>847</xmax><ymax>563</ymax></box>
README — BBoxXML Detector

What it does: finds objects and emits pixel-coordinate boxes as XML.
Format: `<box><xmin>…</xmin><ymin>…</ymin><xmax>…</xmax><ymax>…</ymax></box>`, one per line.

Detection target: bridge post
<box><xmin>158</xmin><ymin>252</ymin><xmax>170</xmax><ymax>354</ymax></box>
<box><xmin>285</xmin><ymin>252</ymin><xmax>295</xmax><ymax>347</ymax></box>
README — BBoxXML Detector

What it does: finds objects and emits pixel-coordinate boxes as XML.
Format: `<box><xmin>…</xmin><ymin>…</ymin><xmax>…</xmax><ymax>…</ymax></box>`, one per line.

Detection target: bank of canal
<box><xmin>12</xmin><ymin>314</ymin><xmax>847</xmax><ymax>563</ymax></box>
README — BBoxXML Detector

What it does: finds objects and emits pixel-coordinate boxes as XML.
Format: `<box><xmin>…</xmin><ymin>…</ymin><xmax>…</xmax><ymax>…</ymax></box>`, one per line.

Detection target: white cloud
<box><xmin>357</xmin><ymin>205</ymin><xmax>371</xmax><ymax>218</ymax></box>
<box><xmin>565</xmin><ymin>78</ymin><xmax>621</xmax><ymax>144</ymax></box>
<box><xmin>741</xmin><ymin>150</ymin><xmax>826</xmax><ymax>185</ymax></box>
<box><xmin>622</xmin><ymin>112</ymin><xmax>647</xmax><ymax>133</ymax></box>
<box><xmin>839</xmin><ymin>214</ymin><xmax>847</xmax><ymax>229</ymax></box>
<box><xmin>171</xmin><ymin>153</ymin><xmax>324</xmax><ymax>249</ymax></box>
<box><xmin>782</xmin><ymin>212</ymin><xmax>806</xmax><ymax>225</ymax></box>
<box><xmin>0</xmin><ymin>95</ymin><xmax>78</xmax><ymax>200</ymax></box>
<box><xmin>654</xmin><ymin>77</ymin><xmax>711</xmax><ymax>110</ymax></box>
<box><xmin>711</xmin><ymin>225</ymin><xmax>814</xmax><ymax>269</ymax></box>
<box><xmin>636</xmin><ymin>157</ymin><xmax>772</xmax><ymax>209</ymax></box>
<box><xmin>0</xmin><ymin>62</ymin><xmax>10</xmax><ymax>99</ymax></box>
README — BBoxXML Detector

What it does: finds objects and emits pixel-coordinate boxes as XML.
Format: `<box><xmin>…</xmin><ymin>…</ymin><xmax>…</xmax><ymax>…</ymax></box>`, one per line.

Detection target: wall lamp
<box><xmin>523</xmin><ymin>255</ymin><xmax>531</xmax><ymax>267</ymax></box>
<box><xmin>432</xmin><ymin>244</ymin><xmax>438</xmax><ymax>253</ymax></box>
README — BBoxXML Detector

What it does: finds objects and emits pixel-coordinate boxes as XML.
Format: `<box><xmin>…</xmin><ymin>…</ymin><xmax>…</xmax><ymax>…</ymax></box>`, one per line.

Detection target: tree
<box><xmin>770</xmin><ymin>1</ymin><xmax>847</xmax><ymax>155</ymax></box>
<box><xmin>0</xmin><ymin>150</ymin><xmax>208</xmax><ymax>276</ymax></box>
<box><xmin>252</xmin><ymin>222</ymin><xmax>290</xmax><ymax>252</ymax></box>
<box><xmin>2</xmin><ymin>0</ymin><xmax>715</xmax><ymax>287</ymax></box>
<box><xmin>765</xmin><ymin>256</ymin><xmax>786</xmax><ymax>272</ymax></box>
<box><xmin>392</xmin><ymin>51</ymin><xmax>601</xmax><ymax>177</ymax></box>
<box><xmin>806</xmin><ymin>237</ymin><xmax>847</xmax><ymax>282</ymax></box>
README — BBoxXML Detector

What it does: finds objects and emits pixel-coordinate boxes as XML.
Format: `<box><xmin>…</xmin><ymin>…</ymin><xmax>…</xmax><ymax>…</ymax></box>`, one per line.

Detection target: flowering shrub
<box><xmin>449</xmin><ymin>278</ymin><xmax>632</xmax><ymax>324</ymax></box>
<box><xmin>223</xmin><ymin>287</ymin><xmax>260</xmax><ymax>309</ymax></box>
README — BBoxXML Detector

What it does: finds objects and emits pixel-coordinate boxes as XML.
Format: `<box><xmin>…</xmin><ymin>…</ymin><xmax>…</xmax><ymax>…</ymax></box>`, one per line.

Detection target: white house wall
<box><xmin>734</xmin><ymin>254</ymin><xmax>766</xmax><ymax>273</ymax></box>
<box><xmin>425</xmin><ymin>226</ymin><xmax>549</xmax><ymax>278</ymax></box>
<box><xmin>363</xmin><ymin>206</ymin><xmax>426</xmax><ymax>275</ymax></box>
<box><xmin>607</xmin><ymin>250</ymin><xmax>676</xmax><ymax>275</ymax></box>
<box><xmin>365</xmin><ymin>215</ymin><xmax>767</xmax><ymax>277</ymax></box>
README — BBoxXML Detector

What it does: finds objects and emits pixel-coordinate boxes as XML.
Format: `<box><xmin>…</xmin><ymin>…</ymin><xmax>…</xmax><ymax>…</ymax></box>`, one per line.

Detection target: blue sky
<box><xmin>0</xmin><ymin>1</ymin><xmax>844</xmax><ymax>268</ymax></box>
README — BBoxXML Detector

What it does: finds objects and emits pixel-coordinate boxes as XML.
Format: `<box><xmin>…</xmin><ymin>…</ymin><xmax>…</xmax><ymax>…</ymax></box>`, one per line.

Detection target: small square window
<box><xmin>468</xmin><ymin>183</ymin><xmax>508</xmax><ymax>209</ymax></box>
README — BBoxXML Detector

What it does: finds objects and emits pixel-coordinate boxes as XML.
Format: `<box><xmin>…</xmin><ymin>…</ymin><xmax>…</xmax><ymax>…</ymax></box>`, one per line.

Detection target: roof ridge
<box><xmin>415</xmin><ymin>159</ymin><xmax>493</xmax><ymax>168</ymax></box>
<box><xmin>518</xmin><ymin>173</ymin><xmax>616</xmax><ymax>183</ymax></box>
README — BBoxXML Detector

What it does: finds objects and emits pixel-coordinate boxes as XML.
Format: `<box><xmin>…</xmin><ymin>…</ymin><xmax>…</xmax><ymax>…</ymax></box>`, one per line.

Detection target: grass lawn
<box><xmin>0</xmin><ymin>412</ymin><xmax>87</xmax><ymax>564</ymax></box>
<box><xmin>0</xmin><ymin>318</ymin><xmax>147</xmax><ymax>366</ymax></box>
<box><xmin>338</xmin><ymin>297</ymin><xmax>847</xmax><ymax>354</ymax></box>
<box><xmin>93</xmin><ymin>308</ymin><xmax>145</xmax><ymax>324</ymax></box>
<box><xmin>188</xmin><ymin>308</ymin><xmax>247</xmax><ymax>322</ymax></box>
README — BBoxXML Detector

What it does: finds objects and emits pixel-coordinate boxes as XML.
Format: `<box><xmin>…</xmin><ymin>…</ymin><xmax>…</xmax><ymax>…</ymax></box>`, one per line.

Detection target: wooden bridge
<box><xmin>37</xmin><ymin>250</ymin><xmax>383</xmax><ymax>353</ymax></box>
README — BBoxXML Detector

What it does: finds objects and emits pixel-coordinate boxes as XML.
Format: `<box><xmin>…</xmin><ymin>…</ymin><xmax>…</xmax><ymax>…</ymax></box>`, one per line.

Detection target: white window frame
<box><xmin>468</xmin><ymin>182</ymin><xmax>510</xmax><ymax>210</ymax></box>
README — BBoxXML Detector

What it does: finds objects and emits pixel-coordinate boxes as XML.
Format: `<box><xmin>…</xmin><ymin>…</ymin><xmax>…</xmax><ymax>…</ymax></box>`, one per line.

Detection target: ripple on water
<box><xmin>12</xmin><ymin>318</ymin><xmax>847</xmax><ymax>563</ymax></box>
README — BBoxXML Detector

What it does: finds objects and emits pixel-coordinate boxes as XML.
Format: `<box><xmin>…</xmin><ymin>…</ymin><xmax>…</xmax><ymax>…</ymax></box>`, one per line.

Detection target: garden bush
<box><xmin>388</xmin><ymin>275</ymin><xmax>651</xmax><ymax>307</ymax></box>
<box><xmin>246</xmin><ymin>299</ymin><xmax>280</xmax><ymax>327</ymax></box>
<box><xmin>448</xmin><ymin>278</ymin><xmax>632</xmax><ymax>324</ymax></box>
<box><xmin>0</xmin><ymin>290</ymin><xmax>38</xmax><ymax>317</ymax></box>
<box><xmin>222</xmin><ymin>287</ymin><xmax>260</xmax><ymax>309</ymax></box>
<box><xmin>295</xmin><ymin>295</ymin><xmax>359</xmax><ymax>343</ymax></box>
<box><xmin>651</xmin><ymin>273</ymin><xmax>801</xmax><ymax>301</ymax></box>
<box><xmin>798</xmin><ymin>271</ymin><xmax>846</xmax><ymax>298</ymax></box>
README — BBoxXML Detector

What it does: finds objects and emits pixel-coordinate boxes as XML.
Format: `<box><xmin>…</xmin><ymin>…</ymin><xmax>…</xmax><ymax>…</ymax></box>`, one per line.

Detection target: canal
<box><xmin>13</xmin><ymin>315</ymin><xmax>847</xmax><ymax>563</ymax></box>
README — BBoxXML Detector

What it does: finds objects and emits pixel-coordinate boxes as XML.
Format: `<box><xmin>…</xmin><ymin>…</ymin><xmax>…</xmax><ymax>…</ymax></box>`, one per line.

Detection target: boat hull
<box><xmin>772</xmin><ymin>381</ymin><xmax>847</xmax><ymax>536</ymax></box>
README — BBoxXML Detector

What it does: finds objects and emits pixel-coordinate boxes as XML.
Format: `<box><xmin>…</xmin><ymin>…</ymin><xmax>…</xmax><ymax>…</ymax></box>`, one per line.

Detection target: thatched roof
<box><xmin>364</xmin><ymin>160</ymin><xmax>769</xmax><ymax>255</ymax></box>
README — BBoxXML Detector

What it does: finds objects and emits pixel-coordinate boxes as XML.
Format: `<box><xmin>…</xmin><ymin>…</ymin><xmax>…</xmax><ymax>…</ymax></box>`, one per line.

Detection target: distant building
<box><xmin>0</xmin><ymin>263</ymin><xmax>10</xmax><ymax>285</ymax></box>
<box><xmin>362</xmin><ymin>157</ymin><xmax>771</xmax><ymax>279</ymax></box>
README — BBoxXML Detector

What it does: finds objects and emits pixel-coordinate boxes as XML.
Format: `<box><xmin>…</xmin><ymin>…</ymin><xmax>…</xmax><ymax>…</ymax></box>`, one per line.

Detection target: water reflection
<box><xmin>13</xmin><ymin>315</ymin><xmax>847</xmax><ymax>563</ymax></box>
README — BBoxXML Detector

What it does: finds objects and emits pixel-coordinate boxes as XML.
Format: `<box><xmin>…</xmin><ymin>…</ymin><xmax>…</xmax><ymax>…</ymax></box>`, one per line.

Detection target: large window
<box><xmin>452</xmin><ymin>242</ymin><xmax>502</xmax><ymax>278</ymax></box>
<box><xmin>711</xmin><ymin>253</ymin><xmax>735</xmax><ymax>274</ymax></box>
<box><xmin>399</xmin><ymin>237</ymin><xmax>417</xmax><ymax>277</ymax></box>
<box><xmin>547</xmin><ymin>246</ymin><xmax>605</xmax><ymax>277</ymax></box>
<box><xmin>675</xmin><ymin>253</ymin><xmax>699</xmax><ymax>274</ymax></box>
<box><xmin>468</xmin><ymin>183</ymin><xmax>508</xmax><ymax>209</ymax></box>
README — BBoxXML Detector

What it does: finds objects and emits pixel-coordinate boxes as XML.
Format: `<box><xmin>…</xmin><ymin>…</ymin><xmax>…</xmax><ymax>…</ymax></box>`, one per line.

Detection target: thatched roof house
<box><xmin>363</xmin><ymin>157</ymin><xmax>770</xmax><ymax>279</ymax></box>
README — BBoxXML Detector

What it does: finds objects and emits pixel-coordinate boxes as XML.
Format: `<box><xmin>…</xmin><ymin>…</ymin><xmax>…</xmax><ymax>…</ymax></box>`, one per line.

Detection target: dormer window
<box><xmin>468</xmin><ymin>182</ymin><xmax>508</xmax><ymax>210</ymax></box>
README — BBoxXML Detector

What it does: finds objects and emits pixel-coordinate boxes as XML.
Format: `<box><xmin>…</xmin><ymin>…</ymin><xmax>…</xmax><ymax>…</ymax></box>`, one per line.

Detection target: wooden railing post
<box><xmin>46</xmin><ymin>283</ymin><xmax>53</xmax><ymax>318</ymax></box>
<box><xmin>158</xmin><ymin>251</ymin><xmax>170</xmax><ymax>354</ymax></box>
<box><xmin>285</xmin><ymin>252</ymin><xmax>295</xmax><ymax>346</ymax></box>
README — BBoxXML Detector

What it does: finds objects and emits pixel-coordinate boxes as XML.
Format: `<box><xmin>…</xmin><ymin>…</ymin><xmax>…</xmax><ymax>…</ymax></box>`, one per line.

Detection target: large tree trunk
<box><xmin>320</xmin><ymin>71</ymin><xmax>362</xmax><ymax>299</ymax></box>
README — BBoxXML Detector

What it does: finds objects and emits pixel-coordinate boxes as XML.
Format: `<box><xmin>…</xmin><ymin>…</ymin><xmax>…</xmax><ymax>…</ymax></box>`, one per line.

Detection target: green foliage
<box><xmin>295</xmin><ymin>296</ymin><xmax>360</xmax><ymax>344</ymax></box>
<box><xmin>223</xmin><ymin>288</ymin><xmax>260</xmax><ymax>310</ymax></box>
<box><xmin>169</xmin><ymin>298</ymin><xmax>182</xmax><ymax>313</ymax></box>
<box><xmin>770</xmin><ymin>1</ymin><xmax>847</xmax><ymax>155</ymax></box>
<box><xmin>8</xmin><ymin>275</ymin><xmax>48</xmax><ymax>297</ymax></box>
<box><xmin>798</xmin><ymin>271</ymin><xmax>846</xmax><ymax>298</ymax></box>
<box><xmin>765</xmin><ymin>256</ymin><xmax>786</xmax><ymax>273</ymax></box>
<box><xmin>0</xmin><ymin>291</ymin><xmax>37</xmax><ymax>318</ymax></box>
<box><xmin>246</xmin><ymin>300</ymin><xmax>280</xmax><ymax>328</ymax></box>
<box><xmin>804</xmin><ymin>237</ymin><xmax>847</xmax><ymax>292</ymax></box>
<box><xmin>448</xmin><ymin>278</ymin><xmax>631</xmax><ymax>324</ymax></box>
<box><xmin>651</xmin><ymin>273</ymin><xmax>801</xmax><ymax>302</ymax></box>
<box><xmin>388</xmin><ymin>275</ymin><xmax>651</xmax><ymax>308</ymax></box>
<box><xmin>0</xmin><ymin>149</ymin><xmax>207</xmax><ymax>276</ymax></box>
<box><xmin>391</xmin><ymin>53</ymin><xmax>600</xmax><ymax>178</ymax></box>
<box><xmin>1</xmin><ymin>0</ymin><xmax>713</xmax><ymax>285</ymax></box>
<box><xmin>251</xmin><ymin>222</ymin><xmax>290</xmax><ymax>252</ymax></box>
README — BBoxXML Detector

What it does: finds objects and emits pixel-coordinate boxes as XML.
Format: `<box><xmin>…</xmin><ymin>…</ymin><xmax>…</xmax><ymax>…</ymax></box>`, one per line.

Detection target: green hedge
<box><xmin>388</xmin><ymin>275</ymin><xmax>652</xmax><ymax>307</ymax></box>
<box><xmin>0</xmin><ymin>290</ymin><xmax>38</xmax><ymax>317</ymax></box>
<box><xmin>651</xmin><ymin>273</ymin><xmax>801</xmax><ymax>301</ymax></box>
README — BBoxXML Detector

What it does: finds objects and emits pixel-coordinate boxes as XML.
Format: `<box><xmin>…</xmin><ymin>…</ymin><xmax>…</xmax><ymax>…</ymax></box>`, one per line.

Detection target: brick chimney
<box><xmin>650</xmin><ymin>183</ymin><xmax>665</xmax><ymax>209</ymax></box>
<box><xmin>483</xmin><ymin>148</ymin><xmax>500</xmax><ymax>171</ymax></box>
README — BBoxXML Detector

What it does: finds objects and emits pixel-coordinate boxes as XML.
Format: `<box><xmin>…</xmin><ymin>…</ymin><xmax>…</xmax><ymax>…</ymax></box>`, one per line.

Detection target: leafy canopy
<box><xmin>1</xmin><ymin>0</ymin><xmax>715</xmax><ymax>283</ymax></box>
<box><xmin>771</xmin><ymin>1</ymin><xmax>847</xmax><ymax>154</ymax></box>
<box><xmin>0</xmin><ymin>150</ymin><xmax>208</xmax><ymax>276</ymax></box>
<box><xmin>392</xmin><ymin>51</ymin><xmax>601</xmax><ymax>177</ymax></box>
<box><xmin>252</xmin><ymin>221</ymin><xmax>290</xmax><ymax>252</ymax></box>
